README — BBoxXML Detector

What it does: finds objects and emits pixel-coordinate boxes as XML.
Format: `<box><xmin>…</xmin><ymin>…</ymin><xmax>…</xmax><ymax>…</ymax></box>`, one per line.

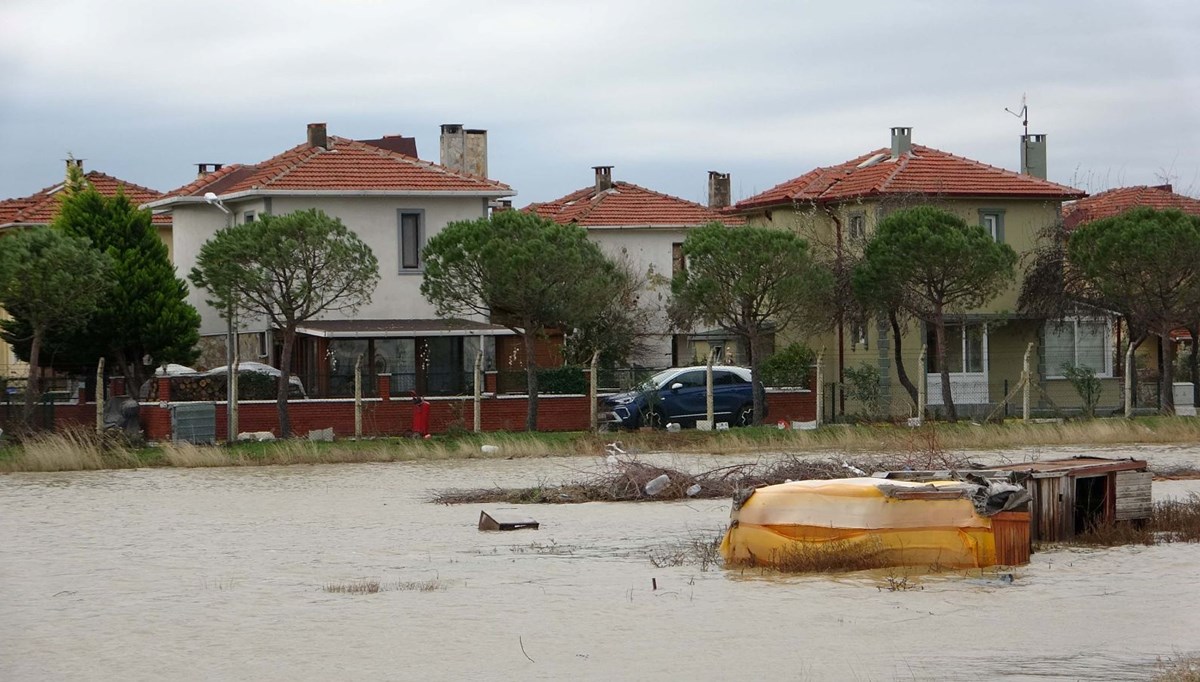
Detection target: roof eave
<box><xmin>145</xmin><ymin>187</ymin><xmax>516</xmax><ymax>210</ymax></box>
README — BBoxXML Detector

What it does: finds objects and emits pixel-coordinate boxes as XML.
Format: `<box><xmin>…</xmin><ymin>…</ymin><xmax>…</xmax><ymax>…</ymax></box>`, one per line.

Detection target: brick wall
<box><xmin>37</xmin><ymin>376</ymin><xmax>816</xmax><ymax>440</ymax></box>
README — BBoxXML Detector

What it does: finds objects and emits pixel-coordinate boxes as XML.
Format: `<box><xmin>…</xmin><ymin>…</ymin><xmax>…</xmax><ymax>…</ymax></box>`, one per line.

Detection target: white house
<box><xmin>145</xmin><ymin>123</ymin><xmax>516</xmax><ymax>397</ymax></box>
<box><xmin>525</xmin><ymin>167</ymin><xmax>744</xmax><ymax>367</ymax></box>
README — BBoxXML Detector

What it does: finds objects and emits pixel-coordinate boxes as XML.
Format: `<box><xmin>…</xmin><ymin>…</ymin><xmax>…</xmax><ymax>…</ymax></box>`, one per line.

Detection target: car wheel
<box><xmin>639</xmin><ymin>405</ymin><xmax>665</xmax><ymax>429</ymax></box>
<box><xmin>735</xmin><ymin>404</ymin><xmax>753</xmax><ymax>427</ymax></box>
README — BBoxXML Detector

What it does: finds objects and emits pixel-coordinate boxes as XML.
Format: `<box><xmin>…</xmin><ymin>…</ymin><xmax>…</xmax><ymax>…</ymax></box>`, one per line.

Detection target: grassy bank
<box><xmin>1</xmin><ymin>416</ymin><xmax>1199</xmax><ymax>474</ymax></box>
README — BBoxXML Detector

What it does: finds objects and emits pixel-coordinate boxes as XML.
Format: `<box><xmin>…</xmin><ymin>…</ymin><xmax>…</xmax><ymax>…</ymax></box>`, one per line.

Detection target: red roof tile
<box><xmin>524</xmin><ymin>181</ymin><xmax>744</xmax><ymax>227</ymax></box>
<box><xmin>736</xmin><ymin>144</ymin><xmax>1085</xmax><ymax>210</ymax></box>
<box><xmin>1062</xmin><ymin>184</ymin><xmax>1200</xmax><ymax>229</ymax></box>
<box><xmin>0</xmin><ymin>171</ymin><xmax>167</xmax><ymax>226</ymax></box>
<box><xmin>156</xmin><ymin>136</ymin><xmax>511</xmax><ymax>203</ymax></box>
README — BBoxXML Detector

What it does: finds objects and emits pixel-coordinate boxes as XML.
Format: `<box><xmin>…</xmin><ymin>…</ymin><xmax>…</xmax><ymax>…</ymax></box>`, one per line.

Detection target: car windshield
<box><xmin>638</xmin><ymin>369</ymin><xmax>679</xmax><ymax>391</ymax></box>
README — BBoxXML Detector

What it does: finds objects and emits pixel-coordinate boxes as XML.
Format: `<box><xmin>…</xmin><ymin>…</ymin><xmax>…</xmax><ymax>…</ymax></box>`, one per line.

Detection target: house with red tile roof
<box><xmin>1062</xmin><ymin>184</ymin><xmax>1200</xmax><ymax>229</ymax></box>
<box><xmin>734</xmin><ymin>127</ymin><xmax>1089</xmax><ymax>418</ymax></box>
<box><xmin>0</xmin><ymin>162</ymin><xmax>169</xmax><ymax>378</ymax></box>
<box><xmin>145</xmin><ymin>123</ymin><xmax>517</xmax><ymax>399</ymax></box>
<box><xmin>526</xmin><ymin>167</ymin><xmax>744</xmax><ymax>366</ymax></box>
<box><xmin>1062</xmin><ymin>184</ymin><xmax>1200</xmax><ymax>410</ymax></box>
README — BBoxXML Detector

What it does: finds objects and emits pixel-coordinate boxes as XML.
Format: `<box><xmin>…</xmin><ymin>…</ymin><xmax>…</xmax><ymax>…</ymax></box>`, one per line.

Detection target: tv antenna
<box><xmin>1005</xmin><ymin>94</ymin><xmax>1029</xmax><ymax>137</ymax></box>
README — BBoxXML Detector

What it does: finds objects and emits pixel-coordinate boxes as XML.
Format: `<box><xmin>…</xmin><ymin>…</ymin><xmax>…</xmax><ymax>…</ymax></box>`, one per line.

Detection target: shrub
<box><xmin>1062</xmin><ymin>364</ymin><xmax>1102</xmax><ymax>418</ymax></box>
<box><xmin>758</xmin><ymin>343</ymin><xmax>815</xmax><ymax>388</ymax></box>
<box><xmin>537</xmin><ymin>366</ymin><xmax>587</xmax><ymax>394</ymax></box>
<box><xmin>843</xmin><ymin>363</ymin><xmax>882</xmax><ymax>417</ymax></box>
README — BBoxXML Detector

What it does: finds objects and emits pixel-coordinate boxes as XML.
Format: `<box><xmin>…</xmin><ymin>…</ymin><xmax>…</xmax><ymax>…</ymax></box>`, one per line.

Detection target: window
<box><xmin>398</xmin><ymin>210</ymin><xmax>424</xmax><ymax>271</ymax></box>
<box><xmin>850</xmin><ymin>320</ymin><xmax>869</xmax><ymax>351</ymax></box>
<box><xmin>979</xmin><ymin>209</ymin><xmax>1005</xmax><ymax>242</ymax></box>
<box><xmin>672</xmin><ymin>242</ymin><xmax>686</xmax><ymax>276</ymax></box>
<box><xmin>243</xmin><ymin>211</ymin><xmax>256</xmax><ymax>224</ymax></box>
<box><xmin>848</xmin><ymin>213</ymin><xmax>867</xmax><ymax>241</ymax></box>
<box><xmin>1044</xmin><ymin>318</ymin><xmax>1111</xmax><ymax>378</ymax></box>
<box><xmin>668</xmin><ymin>370</ymin><xmax>707</xmax><ymax>389</ymax></box>
<box><xmin>927</xmin><ymin>323</ymin><xmax>987</xmax><ymax>374</ymax></box>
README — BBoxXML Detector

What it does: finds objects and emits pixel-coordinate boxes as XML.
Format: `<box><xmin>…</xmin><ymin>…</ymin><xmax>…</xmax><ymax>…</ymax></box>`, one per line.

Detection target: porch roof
<box><xmin>296</xmin><ymin>319</ymin><xmax>515</xmax><ymax>338</ymax></box>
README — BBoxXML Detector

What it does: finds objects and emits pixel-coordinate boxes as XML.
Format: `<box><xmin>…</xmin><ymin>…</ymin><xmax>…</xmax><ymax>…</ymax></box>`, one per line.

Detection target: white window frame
<box><xmin>848</xmin><ymin>213</ymin><xmax>867</xmax><ymax>241</ymax></box>
<box><xmin>931</xmin><ymin>323</ymin><xmax>988</xmax><ymax>376</ymax></box>
<box><xmin>1045</xmin><ymin>317</ymin><xmax>1113</xmax><ymax>379</ymax></box>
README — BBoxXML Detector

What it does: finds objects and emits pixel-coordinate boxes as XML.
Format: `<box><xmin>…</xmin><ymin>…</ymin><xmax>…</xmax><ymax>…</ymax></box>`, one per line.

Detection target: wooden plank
<box><xmin>1115</xmin><ymin>471</ymin><xmax>1153</xmax><ymax>521</ymax></box>
<box><xmin>479</xmin><ymin>510</ymin><xmax>540</xmax><ymax>531</ymax></box>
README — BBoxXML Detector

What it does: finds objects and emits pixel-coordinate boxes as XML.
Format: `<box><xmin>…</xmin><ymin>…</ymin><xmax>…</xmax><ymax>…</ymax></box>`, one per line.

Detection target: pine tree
<box><xmin>8</xmin><ymin>164</ymin><xmax>201</xmax><ymax>387</ymax></box>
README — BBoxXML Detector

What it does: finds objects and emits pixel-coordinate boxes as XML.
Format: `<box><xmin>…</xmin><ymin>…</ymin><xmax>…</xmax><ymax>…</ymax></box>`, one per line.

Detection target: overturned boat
<box><xmin>719</xmin><ymin>476</ymin><xmax>1032</xmax><ymax>570</ymax></box>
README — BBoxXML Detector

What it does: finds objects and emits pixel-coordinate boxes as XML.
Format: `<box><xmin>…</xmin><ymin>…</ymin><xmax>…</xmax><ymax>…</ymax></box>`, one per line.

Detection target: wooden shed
<box><xmin>992</xmin><ymin>457</ymin><xmax>1151</xmax><ymax>542</ymax></box>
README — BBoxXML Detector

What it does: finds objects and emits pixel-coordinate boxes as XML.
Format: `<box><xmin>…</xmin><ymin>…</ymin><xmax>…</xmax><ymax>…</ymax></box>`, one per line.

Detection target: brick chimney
<box><xmin>707</xmin><ymin>171</ymin><xmax>731</xmax><ymax>209</ymax></box>
<box><xmin>1020</xmin><ymin>133</ymin><xmax>1047</xmax><ymax>179</ymax></box>
<box><xmin>307</xmin><ymin>122</ymin><xmax>328</xmax><ymax>150</ymax></box>
<box><xmin>594</xmin><ymin>166</ymin><xmax>614</xmax><ymax>192</ymax></box>
<box><xmin>890</xmin><ymin>127</ymin><xmax>912</xmax><ymax>158</ymax></box>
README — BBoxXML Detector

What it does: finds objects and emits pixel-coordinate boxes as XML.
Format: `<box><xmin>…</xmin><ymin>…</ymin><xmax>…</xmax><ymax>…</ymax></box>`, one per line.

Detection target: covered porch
<box><xmin>292</xmin><ymin>319</ymin><xmax>512</xmax><ymax>398</ymax></box>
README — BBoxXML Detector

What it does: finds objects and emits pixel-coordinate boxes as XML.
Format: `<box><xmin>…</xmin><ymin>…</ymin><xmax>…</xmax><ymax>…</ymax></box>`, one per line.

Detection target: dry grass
<box><xmin>4</xmin><ymin>416</ymin><xmax>1200</xmax><ymax>473</ymax></box>
<box><xmin>322</xmin><ymin>577</ymin><xmax>446</xmax><ymax>594</ymax></box>
<box><xmin>753</xmin><ymin>537</ymin><xmax>889</xmax><ymax>573</ymax></box>
<box><xmin>1069</xmin><ymin>493</ymin><xmax>1200</xmax><ymax>547</ymax></box>
<box><xmin>5</xmin><ymin>427</ymin><xmax>138</xmax><ymax>472</ymax></box>
<box><xmin>647</xmin><ymin>532</ymin><xmax>724</xmax><ymax>571</ymax></box>
<box><xmin>1154</xmin><ymin>655</ymin><xmax>1200</xmax><ymax>682</ymax></box>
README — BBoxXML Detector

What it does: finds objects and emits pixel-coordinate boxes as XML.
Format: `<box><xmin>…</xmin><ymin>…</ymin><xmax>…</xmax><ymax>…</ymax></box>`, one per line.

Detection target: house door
<box><xmin>926</xmin><ymin>323</ymin><xmax>989</xmax><ymax>405</ymax></box>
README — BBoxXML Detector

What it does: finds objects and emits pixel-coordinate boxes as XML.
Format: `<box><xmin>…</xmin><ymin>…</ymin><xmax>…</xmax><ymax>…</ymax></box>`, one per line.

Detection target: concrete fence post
<box><xmin>1022</xmin><ymin>342</ymin><xmax>1034</xmax><ymax>422</ymax></box>
<box><xmin>474</xmin><ymin>351</ymin><xmax>484</xmax><ymax>433</ymax></box>
<box><xmin>588</xmin><ymin>350</ymin><xmax>599</xmax><ymax>432</ymax></box>
<box><xmin>814</xmin><ymin>349</ymin><xmax>824</xmax><ymax>426</ymax></box>
<box><xmin>354</xmin><ymin>354</ymin><xmax>363</xmax><ymax>439</ymax></box>
<box><xmin>95</xmin><ymin>358</ymin><xmax>105</xmax><ymax>434</ymax></box>
<box><xmin>705</xmin><ymin>348</ymin><xmax>716</xmax><ymax>428</ymax></box>
<box><xmin>1124</xmin><ymin>342</ymin><xmax>1135</xmax><ymax>418</ymax></box>
<box><xmin>917</xmin><ymin>345</ymin><xmax>927</xmax><ymax>421</ymax></box>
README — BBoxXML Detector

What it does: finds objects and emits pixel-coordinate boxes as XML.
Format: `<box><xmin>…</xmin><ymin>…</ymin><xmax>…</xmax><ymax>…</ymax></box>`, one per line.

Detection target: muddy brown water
<box><xmin>2</xmin><ymin>445</ymin><xmax>1199</xmax><ymax>681</ymax></box>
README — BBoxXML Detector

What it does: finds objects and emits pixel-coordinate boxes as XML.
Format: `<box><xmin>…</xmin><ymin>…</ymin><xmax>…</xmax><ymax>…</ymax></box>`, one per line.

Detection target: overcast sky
<box><xmin>2</xmin><ymin>0</ymin><xmax>1198</xmax><ymax>206</ymax></box>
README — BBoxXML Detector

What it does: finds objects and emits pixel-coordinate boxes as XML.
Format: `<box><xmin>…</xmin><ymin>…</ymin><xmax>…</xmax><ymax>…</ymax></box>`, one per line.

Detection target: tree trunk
<box><xmin>1160</xmin><ymin>330</ymin><xmax>1176</xmax><ymax>415</ymax></box>
<box><xmin>889</xmin><ymin>310</ymin><xmax>919</xmax><ymax>409</ymax></box>
<box><xmin>934</xmin><ymin>313</ymin><xmax>957</xmax><ymax>422</ymax></box>
<box><xmin>24</xmin><ymin>327</ymin><xmax>44</xmax><ymax>423</ymax></box>
<box><xmin>277</xmin><ymin>325</ymin><xmax>296</xmax><ymax>437</ymax></box>
<box><xmin>523</xmin><ymin>326</ymin><xmax>539</xmax><ymax>432</ymax></box>
<box><xmin>747</xmin><ymin>331</ymin><xmax>764</xmax><ymax>426</ymax></box>
<box><xmin>114</xmin><ymin>349</ymin><xmax>140</xmax><ymax>396</ymax></box>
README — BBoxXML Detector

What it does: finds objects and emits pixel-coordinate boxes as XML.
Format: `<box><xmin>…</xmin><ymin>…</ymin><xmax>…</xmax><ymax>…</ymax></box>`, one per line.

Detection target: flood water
<box><xmin>2</xmin><ymin>444</ymin><xmax>1199</xmax><ymax>681</ymax></box>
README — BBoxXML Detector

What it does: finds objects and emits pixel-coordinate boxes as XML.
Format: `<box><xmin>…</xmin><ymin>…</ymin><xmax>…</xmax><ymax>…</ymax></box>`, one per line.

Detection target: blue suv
<box><xmin>599</xmin><ymin>366</ymin><xmax>763</xmax><ymax>429</ymax></box>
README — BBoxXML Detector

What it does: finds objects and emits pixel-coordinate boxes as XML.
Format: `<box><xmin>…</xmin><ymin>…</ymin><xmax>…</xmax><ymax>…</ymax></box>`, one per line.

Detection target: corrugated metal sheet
<box><xmin>171</xmin><ymin>403</ymin><xmax>216</xmax><ymax>444</ymax></box>
<box><xmin>1115</xmin><ymin>470</ymin><xmax>1153</xmax><ymax>521</ymax></box>
<box><xmin>992</xmin><ymin>511</ymin><xmax>1031</xmax><ymax>565</ymax></box>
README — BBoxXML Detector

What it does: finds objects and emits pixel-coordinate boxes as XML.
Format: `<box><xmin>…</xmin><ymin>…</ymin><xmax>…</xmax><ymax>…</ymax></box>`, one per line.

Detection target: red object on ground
<box><xmin>412</xmin><ymin>400</ymin><xmax>431</xmax><ymax>436</ymax></box>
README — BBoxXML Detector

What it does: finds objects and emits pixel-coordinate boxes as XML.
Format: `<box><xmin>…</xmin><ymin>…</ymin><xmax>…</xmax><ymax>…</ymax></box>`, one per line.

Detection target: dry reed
<box><xmin>322</xmin><ymin>577</ymin><xmax>446</xmax><ymax>594</ymax></box>
<box><xmin>1069</xmin><ymin>493</ymin><xmax>1200</xmax><ymax>547</ymax></box>
<box><xmin>6</xmin><ymin>427</ymin><xmax>138</xmax><ymax>472</ymax></box>
<box><xmin>1154</xmin><ymin>655</ymin><xmax>1200</xmax><ymax>682</ymax></box>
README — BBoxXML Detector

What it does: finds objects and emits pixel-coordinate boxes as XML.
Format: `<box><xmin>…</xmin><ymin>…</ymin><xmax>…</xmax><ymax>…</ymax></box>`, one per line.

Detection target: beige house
<box><xmin>734</xmin><ymin>127</ymin><xmax>1088</xmax><ymax>418</ymax></box>
<box><xmin>0</xmin><ymin>163</ymin><xmax>169</xmax><ymax>378</ymax></box>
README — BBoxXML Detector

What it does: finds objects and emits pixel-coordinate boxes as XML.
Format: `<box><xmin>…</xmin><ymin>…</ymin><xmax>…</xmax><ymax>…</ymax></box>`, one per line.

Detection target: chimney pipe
<box><xmin>890</xmin><ymin>127</ymin><xmax>912</xmax><ymax>158</ymax></box>
<box><xmin>307</xmin><ymin>122</ymin><xmax>328</xmax><ymax>150</ymax></box>
<box><xmin>440</xmin><ymin>124</ymin><xmax>465</xmax><ymax>171</ymax></box>
<box><xmin>195</xmin><ymin>163</ymin><xmax>224</xmax><ymax>178</ymax></box>
<box><xmin>707</xmin><ymin>171</ymin><xmax>731</xmax><ymax>209</ymax></box>
<box><xmin>65</xmin><ymin>158</ymin><xmax>84</xmax><ymax>172</ymax></box>
<box><xmin>1020</xmin><ymin>133</ymin><xmax>1047</xmax><ymax>179</ymax></box>
<box><xmin>593</xmin><ymin>166</ymin><xmax>614</xmax><ymax>192</ymax></box>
